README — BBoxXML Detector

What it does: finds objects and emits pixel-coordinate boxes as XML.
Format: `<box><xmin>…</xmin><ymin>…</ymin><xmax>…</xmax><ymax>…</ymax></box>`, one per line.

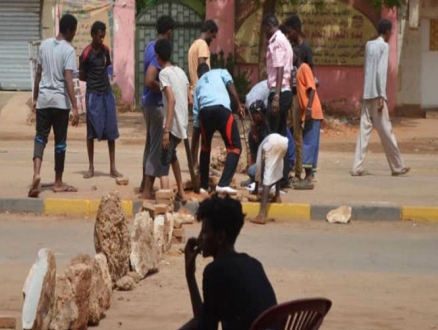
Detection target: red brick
<box><xmin>173</xmin><ymin>217</ymin><xmax>183</xmax><ymax>229</ymax></box>
<box><xmin>156</xmin><ymin>198</ymin><xmax>173</xmax><ymax>206</ymax></box>
<box><xmin>171</xmin><ymin>236</ymin><xmax>186</xmax><ymax>245</ymax></box>
<box><xmin>155</xmin><ymin>189</ymin><xmax>175</xmax><ymax>200</ymax></box>
<box><xmin>172</xmin><ymin>227</ymin><xmax>185</xmax><ymax>238</ymax></box>
<box><xmin>154</xmin><ymin>204</ymin><xmax>168</xmax><ymax>216</ymax></box>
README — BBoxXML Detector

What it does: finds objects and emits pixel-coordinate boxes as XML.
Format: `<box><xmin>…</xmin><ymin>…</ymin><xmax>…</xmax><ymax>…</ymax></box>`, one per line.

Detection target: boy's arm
<box><xmin>193</xmin><ymin>87</ymin><xmax>200</xmax><ymax>129</ymax></box>
<box><xmin>376</xmin><ymin>43</ymin><xmax>389</xmax><ymax>111</ymax></box>
<box><xmin>306</xmin><ymin>88</ymin><xmax>315</xmax><ymax>120</ymax></box>
<box><xmin>145</xmin><ymin>51</ymin><xmax>161</xmax><ymax>92</ymax></box>
<box><xmin>184</xmin><ymin>238</ymin><xmax>203</xmax><ymax>319</ymax></box>
<box><xmin>303</xmin><ymin>65</ymin><xmax>316</xmax><ymax>121</ymax></box>
<box><xmin>78</xmin><ymin>53</ymin><xmax>86</xmax><ymax>82</ymax></box>
<box><xmin>226</xmin><ymin>82</ymin><xmax>245</xmax><ymax>118</ymax></box>
<box><xmin>145</xmin><ymin>65</ymin><xmax>161</xmax><ymax>92</ymax></box>
<box><xmin>187</xmin><ymin>86</ymin><xmax>193</xmax><ymax>107</ymax></box>
<box><xmin>64</xmin><ymin>48</ymin><xmax>79</xmax><ymax>126</ymax></box>
<box><xmin>162</xmin><ymin>85</ymin><xmax>175</xmax><ymax>148</ymax></box>
<box><xmin>32</xmin><ymin>64</ymin><xmax>42</xmax><ymax>113</ymax></box>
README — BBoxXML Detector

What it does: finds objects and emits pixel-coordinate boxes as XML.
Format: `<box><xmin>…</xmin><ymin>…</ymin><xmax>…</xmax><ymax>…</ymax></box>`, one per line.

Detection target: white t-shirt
<box><xmin>37</xmin><ymin>38</ymin><xmax>77</xmax><ymax>110</ymax></box>
<box><xmin>255</xmin><ymin>133</ymin><xmax>288</xmax><ymax>186</ymax></box>
<box><xmin>159</xmin><ymin>65</ymin><xmax>189</xmax><ymax>139</ymax></box>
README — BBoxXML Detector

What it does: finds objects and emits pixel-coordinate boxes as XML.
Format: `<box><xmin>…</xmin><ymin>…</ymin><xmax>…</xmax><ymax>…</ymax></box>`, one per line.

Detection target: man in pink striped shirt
<box><xmin>263</xmin><ymin>14</ymin><xmax>293</xmax><ymax>187</ymax></box>
<box><xmin>263</xmin><ymin>14</ymin><xmax>293</xmax><ymax>138</ymax></box>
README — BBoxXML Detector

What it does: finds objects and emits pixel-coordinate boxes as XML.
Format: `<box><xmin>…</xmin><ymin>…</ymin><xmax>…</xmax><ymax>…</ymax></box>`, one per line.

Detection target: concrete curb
<box><xmin>0</xmin><ymin>198</ymin><xmax>438</xmax><ymax>223</ymax></box>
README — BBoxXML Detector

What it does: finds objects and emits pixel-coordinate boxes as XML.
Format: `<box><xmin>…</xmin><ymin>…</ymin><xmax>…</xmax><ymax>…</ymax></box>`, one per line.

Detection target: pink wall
<box><xmin>206</xmin><ymin>0</ymin><xmax>235</xmax><ymax>55</ymax></box>
<box><xmin>207</xmin><ymin>0</ymin><xmax>398</xmax><ymax>115</ymax></box>
<box><xmin>113</xmin><ymin>0</ymin><xmax>135</xmax><ymax>105</ymax></box>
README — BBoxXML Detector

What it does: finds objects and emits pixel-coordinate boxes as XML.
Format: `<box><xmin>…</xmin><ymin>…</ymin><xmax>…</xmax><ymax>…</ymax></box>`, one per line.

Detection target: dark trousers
<box><xmin>267</xmin><ymin>90</ymin><xmax>293</xmax><ymax>181</ymax></box>
<box><xmin>199</xmin><ymin>105</ymin><xmax>242</xmax><ymax>190</ymax></box>
<box><xmin>33</xmin><ymin>108</ymin><xmax>70</xmax><ymax>173</ymax></box>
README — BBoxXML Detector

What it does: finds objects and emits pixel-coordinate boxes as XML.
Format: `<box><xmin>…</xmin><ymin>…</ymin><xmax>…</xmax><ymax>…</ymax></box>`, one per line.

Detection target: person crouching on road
<box><xmin>250</xmin><ymin>133</ymin><xmax>289</xmax><ymax>225</ymax></box>
<box><xmin>241</xmin><ymin>99</ymin><xmax>295</xmax><ymax>188</ymax></box>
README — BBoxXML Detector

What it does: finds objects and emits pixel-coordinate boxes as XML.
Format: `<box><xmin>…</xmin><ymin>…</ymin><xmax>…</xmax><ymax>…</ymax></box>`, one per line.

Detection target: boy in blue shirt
<box><xmin>193</xmin><ymin>64</ymin><xmax>245</xmax><ymax>195</ymax></box>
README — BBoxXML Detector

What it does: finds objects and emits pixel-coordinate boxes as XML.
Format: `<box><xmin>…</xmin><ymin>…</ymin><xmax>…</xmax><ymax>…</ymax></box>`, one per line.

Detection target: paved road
<box><xmin>1</xmin><ymin>215</ymin><xmax>437</xmax><ymax>329</ymax></box>
<box><xmin>1</xmin><ymin>139</ymin><xmax>438</xmax><ymax>206</ymax></box>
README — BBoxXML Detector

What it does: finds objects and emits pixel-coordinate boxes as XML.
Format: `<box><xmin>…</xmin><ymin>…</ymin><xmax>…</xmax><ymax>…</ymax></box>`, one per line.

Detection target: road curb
<box><xmin>0</xmin><ymin>198</ymin><xmax>438</xmax><ymax>223</ymax></box>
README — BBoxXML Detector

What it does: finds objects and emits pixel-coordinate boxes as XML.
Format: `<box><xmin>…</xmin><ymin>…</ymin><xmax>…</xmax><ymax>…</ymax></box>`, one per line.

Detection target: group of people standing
<box><xmin>29</xmin><ymin>11</ymin><xmax>410</xmax><ymax>213</ymax></box>
<box><xmin>27</xmin><ymin>10</ymin><xmax>413</xmax><ymax>330</ymax></box>
<box><xmin>29</xmin><ymin>14</ymin><xmax>123</xmax><ymax>197</ymax></box>
<box><xmin>138</xmin><ymin>13</ymin><xmax>326</xmax><ymax>225</ymax></box>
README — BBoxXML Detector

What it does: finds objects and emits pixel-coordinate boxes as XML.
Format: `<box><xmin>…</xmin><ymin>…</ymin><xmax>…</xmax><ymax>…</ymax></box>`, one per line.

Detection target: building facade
<box><xmin>397</xmin><ymin>0</ymin><xmax>438</xmax><ymax>116</ymax></box>
<box><xmin>206</xmin><ymin>0</ymin><xmax>398</xmax><ymax>116</ymax></box>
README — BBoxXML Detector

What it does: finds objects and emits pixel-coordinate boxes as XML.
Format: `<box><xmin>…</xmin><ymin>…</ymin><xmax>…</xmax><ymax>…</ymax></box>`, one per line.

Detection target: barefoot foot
<box><xmin>28</xmin><ymin>175</ymin><xmax>41</xmax><ymax>198</ymax></box>
<box><xmin>83</xmin><ymin>169</ymin><xmax>94</xmax><ymax>179</ymax></box>
<box><xmin>250</xmin><ymin>215</ymin><xmax>267</xmax><ymax>225</ymax></box>
<box><xmin>110</xmin><ymin>169</ymin><xmax>123</xmax><ymax>178</ymax></box>
<box><xmin>53</xmin><ymin>184</ymin><xmax>78</xmax><ymax>193</ymax></box>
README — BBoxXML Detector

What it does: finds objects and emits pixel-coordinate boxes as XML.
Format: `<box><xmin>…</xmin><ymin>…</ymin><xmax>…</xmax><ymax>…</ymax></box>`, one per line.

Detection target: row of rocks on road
<box><xmin>20</xmin><ymin>190</ymin><xmax>195</xmax><ymax>330</ymax></box>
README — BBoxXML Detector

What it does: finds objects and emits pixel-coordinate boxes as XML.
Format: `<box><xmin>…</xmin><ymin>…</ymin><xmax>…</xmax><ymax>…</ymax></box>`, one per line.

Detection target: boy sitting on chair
<box><xmin>180</xmin><ymin>194</ymin><xmax>277</xmax><ymax>330</ymax></box>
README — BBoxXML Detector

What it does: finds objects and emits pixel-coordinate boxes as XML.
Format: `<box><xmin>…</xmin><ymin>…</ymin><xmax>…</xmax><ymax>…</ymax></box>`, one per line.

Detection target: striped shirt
<box><xmin>266</xmin><ymin>30</ymin><xmax>293</xmax><ymax>90</ymax></box>
<box><xmin>363</xmin><ymin>36</ymin><xmax>389</xmax><ymax>101</ymax></box>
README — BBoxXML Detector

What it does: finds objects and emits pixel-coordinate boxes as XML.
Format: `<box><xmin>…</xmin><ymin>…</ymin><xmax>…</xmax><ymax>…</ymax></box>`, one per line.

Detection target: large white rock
<box><xmin>130</xmin><ymin>212</ymin><xmax>160</xmax><ymax>278</ymax></box>
<box><xmin>94</xmin><ymin>253</ymin><xmax>112</xmax><ymax>309</ymax></box>
<box><xmin>49</xmin><ymin>275</ymin><xmax>78</xmax><ymax>330</ymax></box>
<box><xmin>163</xmin><ymin>212</ymin><xmax>174</xmax><ymax>252</ymax></box>
<box><xmin>326</xmin><ymin>206</ymin><xmax>352</xmax><ymax>224</ymax></box>
<box><xmin>153</xmin><ymin>215</ymin><xmax>165</xmax><ymax>253</ymax></box>
<box><xmin>94</xmin><ymin>192</ymin><xmax>131</xmax><ymax>283</ymax></box>
<box><xmin>64</xmin><ymin>263</ymin><xmax>92</xmax><ymax>330</ymax></box>
<box><xmin>22</xmin><ymin>248</ymin><xmax>56</xmax><ymax>330</ymax></box>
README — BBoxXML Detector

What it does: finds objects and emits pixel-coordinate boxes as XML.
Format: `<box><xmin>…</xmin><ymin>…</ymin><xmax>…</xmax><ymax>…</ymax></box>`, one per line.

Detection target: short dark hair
<box><xmin>197</xmin><ymin>63</ymin><xmax>210</xmax><ymax>78</ymax></box>
<box><xmin>196</xmin><ymin>194</ymin><xmax>245</xmax><ymax>245</ymax></box>
<box><xmin>154</xmin><ymin>39</ymin><xmax>172</xmax><ymax>62</ymax></box>
<box><xmin>156</xmin><ymin>15</ymin><xmax>175</xmax><ymax>35</ymax></box>
<box><xmin>262</xmin><ymin>14</ymin><xmax>279</xmax><ymax>27</ymax></box>
<box><xmin>59</xmin><ymin>14</ymin><xmax>77</xmax><ymax>34</ymax></box>
<box><xmin>284</xmin><ymin>14</ymin><xmax>302</xmax><ymax>32</ymax></box>
<box><xmin>377</xmin><ymin>19</ymin><xmax>392</xmax><ymax>35</ymax></box>
<box><xmin>91</xmin><ymin>21</ymin><xmax>106</xmax><ymax>34</ymax></box>
<box><xmin>279</xmin><ymin>24</ymin><xmax>287</xmax><ymax>35</ymax></box>
<box><xmin>201</xmin><ymin>19</ymin><xmax>218</xmax><ymax>33</ymax></box>
<box><xmin>249</xmin><ymin>100</ymin><xmax>266</xmax><ymax>114</ymax></box>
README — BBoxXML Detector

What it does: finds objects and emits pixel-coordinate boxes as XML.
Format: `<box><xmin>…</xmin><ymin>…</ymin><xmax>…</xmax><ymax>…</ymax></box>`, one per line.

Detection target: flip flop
<box><xmin>53</xmin><ymin>185</ymin><xmax>78</xmax><ymax>193</ymax></box>
<box><xmin>28</xmin><ymin>176</ymin><xmax>41</xmax><ymax>198</ymax></box>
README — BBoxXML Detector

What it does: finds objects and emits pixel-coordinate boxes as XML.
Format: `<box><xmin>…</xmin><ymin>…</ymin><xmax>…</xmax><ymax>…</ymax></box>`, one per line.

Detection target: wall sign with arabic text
<box><xmin>277</xmin><ymin>0</ymin><xmax>377</xmax><ymax>66</ymax></box>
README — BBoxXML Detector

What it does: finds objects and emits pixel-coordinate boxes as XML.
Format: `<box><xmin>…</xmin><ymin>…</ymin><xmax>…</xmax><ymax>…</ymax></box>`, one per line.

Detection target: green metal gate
<box><xmin>135</xmin><ymin>1</ymin><xmax>203</xmax><ymax>107</ymax></box>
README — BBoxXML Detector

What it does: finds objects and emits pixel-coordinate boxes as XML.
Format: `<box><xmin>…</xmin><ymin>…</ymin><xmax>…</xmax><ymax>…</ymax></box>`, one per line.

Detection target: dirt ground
<box><xmin>1</xmin><ymin>214</ymin><xmax>437</xmax><ymax>330</ymax></box>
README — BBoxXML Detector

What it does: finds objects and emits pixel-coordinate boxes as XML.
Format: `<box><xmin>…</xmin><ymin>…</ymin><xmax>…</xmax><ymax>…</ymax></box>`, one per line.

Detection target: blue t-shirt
<box><xmin>141</xmin><ymin>41</ymin><xmax>163</xmax><ymax>108</ymax></box>
<box><xmin>193</xmin><ymin>69</ymin><xmax>233</xmax><ymax>128</ymax></box>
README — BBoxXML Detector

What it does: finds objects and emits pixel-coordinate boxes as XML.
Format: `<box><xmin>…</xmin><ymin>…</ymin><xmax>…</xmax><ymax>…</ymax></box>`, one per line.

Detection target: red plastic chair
<box><xmin>250</xmin><ymin>298</ymin><xmax>332</xmax><ymax>330</ymax></box>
